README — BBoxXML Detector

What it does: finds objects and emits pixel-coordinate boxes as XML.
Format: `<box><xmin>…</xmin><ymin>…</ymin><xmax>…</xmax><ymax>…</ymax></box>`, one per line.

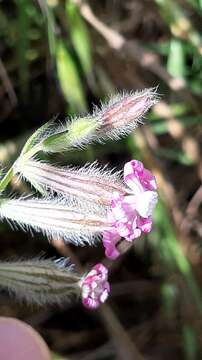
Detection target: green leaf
<box><xmin>39</xmin><ymin>1</ymin><xmax>56</xmax><ymax>56</ymax></box>
<box><xmin>161</xmin><ymin>282</ymin><xmax>177</xmax><ymax>317</ymax></box>
<box><xmin>21</xmin><ymin>120</ymin><xmax>53</xmax><ymax>155</ymax></box>
<box><xmin>167</xmin><ymin>39</ymin><xmax>186</xmax><ymax>78</ymax></box>
<box><xmin>66</xmin><ymin>0</ymin><xmax>92</xmax><ymax>77</ymax></box>
<box><xmin>56</xmin><ymin>41</ymin><xmax>87</xmax><ymax>112</ymax></box>
<box><xmin>182</xmin><ymin>325</ymin><xmax>198</xmax><ymax>360</ymax></box>
<box><xmin>15</xmin><ymin>0</ymin><xmax>30</xmax><ymax>99</ymax></box>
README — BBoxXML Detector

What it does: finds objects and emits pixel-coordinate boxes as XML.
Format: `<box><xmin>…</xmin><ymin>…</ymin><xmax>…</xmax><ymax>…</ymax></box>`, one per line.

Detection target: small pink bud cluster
<box><xmin>103</xmin><ymin>160</ymin><xmax>158</xmax><ymax>259</ymax></box>
<box><xmin>80</xmin><ymin>263</ymin><xmax>110</xmax><ymax>310</ymax></box>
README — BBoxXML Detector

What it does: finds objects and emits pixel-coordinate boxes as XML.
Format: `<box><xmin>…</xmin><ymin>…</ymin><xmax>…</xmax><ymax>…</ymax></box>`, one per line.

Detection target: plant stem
<box><xmin>0</xmin><ymin>144</ymin><xmax>42</xmax><ymax>194</ymax></box>
<box><xmin>0</xmin><ymin>167</ymin><xmax>14</xmax><ymax>193</ymax></box>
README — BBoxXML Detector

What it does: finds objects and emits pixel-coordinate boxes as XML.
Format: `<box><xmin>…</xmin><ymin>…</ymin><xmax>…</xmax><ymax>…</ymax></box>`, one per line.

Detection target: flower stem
<box><xmin>0</xmin><ymin>144</ymin><xmax>42</xmax><ymax>194</ymax></box>
<box><xmin>0</xmin><ymin>167</ymin><xmax>14</xmax><ymax>193</ymax></box>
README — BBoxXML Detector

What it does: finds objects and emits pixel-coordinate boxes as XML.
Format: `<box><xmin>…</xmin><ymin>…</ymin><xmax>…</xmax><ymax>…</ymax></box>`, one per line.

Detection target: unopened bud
<box><xmin>96</xmin><ymin>88</ymin><xmax>158</xmax><ymax>140</ymax></box>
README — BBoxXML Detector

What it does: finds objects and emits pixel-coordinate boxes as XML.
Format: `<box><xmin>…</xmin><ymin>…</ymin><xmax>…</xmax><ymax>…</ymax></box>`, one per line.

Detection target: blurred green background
<box><xmin>0</xmin><ymin>0</ymin><xmax>202</xmax><ymax>359</ymax></box>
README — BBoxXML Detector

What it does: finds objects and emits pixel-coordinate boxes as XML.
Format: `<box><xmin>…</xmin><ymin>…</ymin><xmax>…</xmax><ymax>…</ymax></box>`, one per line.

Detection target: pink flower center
<box><xmin>102</xmin><ymin>160</ymin><xmax>158</xmax><ymax>259</ymax></box>
<box><xmin>80</xmin><ymin>264</ymin><xmax>110</xmax><ymax>309</ymax></box>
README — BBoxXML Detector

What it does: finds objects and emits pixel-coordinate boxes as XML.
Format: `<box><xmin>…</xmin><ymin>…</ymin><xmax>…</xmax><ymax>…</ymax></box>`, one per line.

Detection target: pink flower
<box><xmin>102</xmin><ymin>229</ymin><xmax>121</xmax><ymax>260</ymax></box>
<box><xmin>80</xmin><ymin>264</ymin><xmax>110</xmax><ymax>309</ymax></box>
<box><xmin>102</xmin><ymin>160</ymin><xmax>158</xmax><ymax>259</ymax></box>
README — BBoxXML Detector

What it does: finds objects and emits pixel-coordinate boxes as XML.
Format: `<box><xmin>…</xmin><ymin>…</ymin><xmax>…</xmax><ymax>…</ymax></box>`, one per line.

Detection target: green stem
<box><xmin>19</xmin><ymin>143</ymin><xmax>43</xmax><ymax>165</ymax></box>
<box><xmin>0</xmin><ymin>167</ymin><xmax>14</xmax><ymax>193</ymax></box>
<box><xmin>0</xmin><ymin>144</ymin><xmax>43</xmax><ymax>194</ymax></box>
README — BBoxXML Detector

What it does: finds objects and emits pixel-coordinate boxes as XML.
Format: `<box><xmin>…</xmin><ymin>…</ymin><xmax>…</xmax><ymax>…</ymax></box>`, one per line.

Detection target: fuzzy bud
<box><xmin>0</xmin><ymin>258</ymin><xmax>80</xmax><ymax>305</ymax></box>
<box><xmin>96</xmin><ymin>88</ymin><xmax>158</xmax><ymax>140</ymax></box>
<box><xmin>0</xmin><ymin>197</ymin><xmax>110</xmax><ymax>245</ymax></box>
<box><xmin>18</xmin><ymin>88</ymin><xmax>158</xmax><ymax>158</ymax></box>
<box><xmin>15</xmin><ymin>159</ymin><xmax>125</xmax><ymax>206</ymax></box>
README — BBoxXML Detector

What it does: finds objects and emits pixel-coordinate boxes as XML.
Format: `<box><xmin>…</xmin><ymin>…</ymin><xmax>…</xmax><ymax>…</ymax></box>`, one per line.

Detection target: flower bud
<box><xmin>96</xmin><ymin>88</ymin><xmax>158</xmax><ymax>140</ymax></box>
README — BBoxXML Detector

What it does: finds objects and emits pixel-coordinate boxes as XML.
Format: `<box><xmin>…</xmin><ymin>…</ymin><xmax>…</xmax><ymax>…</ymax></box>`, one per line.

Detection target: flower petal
<box><xmin>80</xmin><ymin>263</ymin><xmax>110</xmax><ymax>309</ymax></box>
<box><xmin>135</xmin><ymin>191</ymin><xmax>158</xmax><ymax>218</ymax></box>
<box><xmin>124</xmin><ymin>160</ymin><xmax>157</xmax><ymax>192</ymax></box>
<box><xmin>102</xmin><ymin>231</ymin><xmax>121</xmax><ymax>260</ymax></box>
<box><xmin>137</xmin><ymin>216</ymin><xmax>152</xmax><ymax>233</ymax></box>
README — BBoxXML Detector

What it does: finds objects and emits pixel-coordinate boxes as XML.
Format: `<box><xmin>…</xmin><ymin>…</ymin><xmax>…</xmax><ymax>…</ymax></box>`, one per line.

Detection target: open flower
<box><xmin>80</xmin><ymin>263</ymin><xmax>110</xmax><ymax>309</ymax></box>
<box><xmin>102</xmin><ymin>160</ymin><xmax>158</xmax><ymax>259</ymax></box>
<box><xmin>0</xmin><ymin>258</ymin><xmax>111</xmax><ymax>309</ymax></box>
<box><xmin>3</xmin><ymin>158</ymin><xmax>157</xmax><ymax>258</ymax></box>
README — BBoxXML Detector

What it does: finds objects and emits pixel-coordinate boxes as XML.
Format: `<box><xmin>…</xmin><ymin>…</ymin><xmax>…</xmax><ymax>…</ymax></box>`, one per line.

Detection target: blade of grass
<box><xmin>56</xmin><ymin>40</ymin><xmax>87</xmax><ymax>113</ymax></box>
<box><xmin>167</xmin><ymin>39</ymin><xmax>186</xmax><ymax>79</ymax></box>
<box><xmin>66</xmin><ymin>0</ymin><xmax>92</xmax><ymax>79</ymax></box>
<box><xmin>37</xmin><ymin>0</ymin><xmax>56</xmax><ymax>57</ymax></box>
<box><xmin>15</xmin><ymin>0</ymin><xmax>30</xmax><ymax>99</ymax></box>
